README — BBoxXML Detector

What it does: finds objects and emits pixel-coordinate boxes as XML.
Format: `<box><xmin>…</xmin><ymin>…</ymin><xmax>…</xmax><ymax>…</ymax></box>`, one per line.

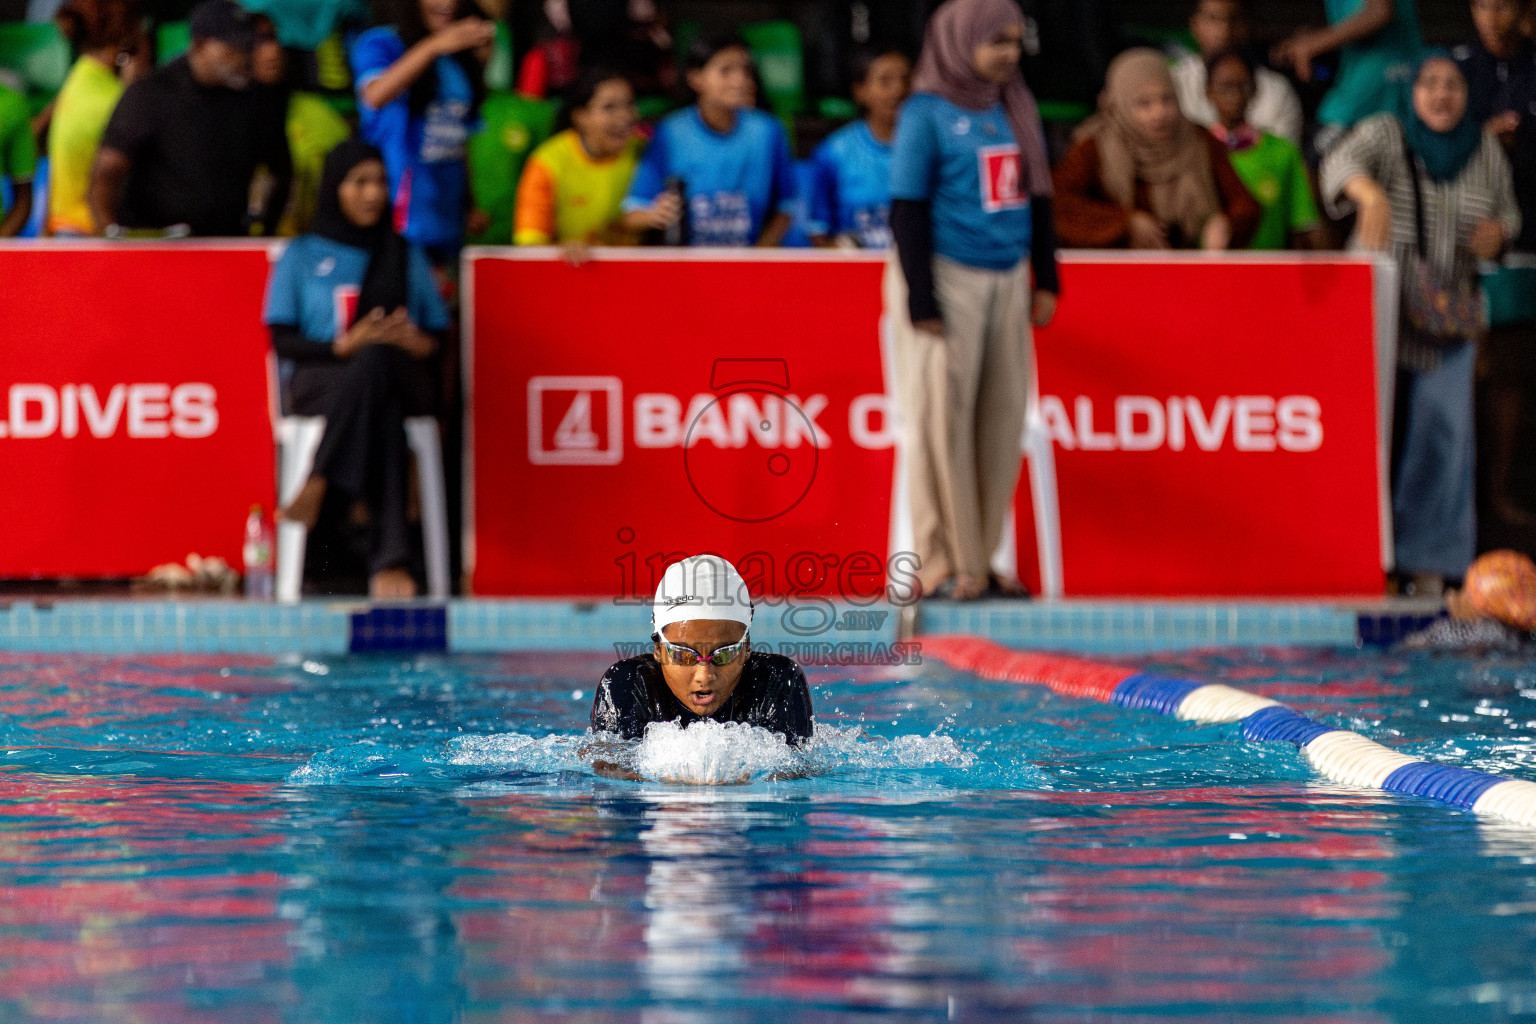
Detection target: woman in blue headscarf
<box><xmin>1322</xmin><ymin>51</ymin><xmax>1520</xmax><ymax>597</ymax></box>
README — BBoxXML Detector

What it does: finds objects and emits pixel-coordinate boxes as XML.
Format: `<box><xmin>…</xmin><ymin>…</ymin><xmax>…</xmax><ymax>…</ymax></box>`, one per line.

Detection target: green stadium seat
<box><xmin>313</xmin><ymin>32</ymin><xmax>351</xmax><ymax>92</ymax></box>
<box><xmin>0</xmin><ymin>21</ymin><xmax>69</xmax><ymax>96</ymax></box>
<box><xmin>321</xmin><ymin>93</ymin><xmax>355</xmax><ymax>119</ymax></box>
<box><xmin>741</xmin><ymin>20</ymin><xmax>803</xmax><ymax>117</ymax></box>
<box><xmin>157</xmin><ymin>20</ymin><xmax>190</xmax><ymax>65</ymax></box>
<box><xmin>1124</xmin><ymin>25</ymin><xmax>1196</xmax><ymax>52</ymax></box>
<box><xmin>673</xmin><ymin>19</ymin><xmax>702</xmax><ymax>69</ymax></box>
<box><xmin>484</xmin><ymin>21</ymin><xmax>512</xmax><ymax>92</ymax></box>
<box><xmin>466</xmin><ymin>91</ymin><xmax>555</xmax><ymax>245</ymax></box>
<box><xmin>636</xmin><ymin>95</ymin><xmax>672</xmax><ymax>122</ymax></box>
<box><xmin>1037</xmin><ymin>100</ymin><xmax>1091</xmax><ymax>125</ymax></box>
<box><xmin>817</xmin><ymin>96</ymin><xmax>856</xmax><ymax>121</ymax></box>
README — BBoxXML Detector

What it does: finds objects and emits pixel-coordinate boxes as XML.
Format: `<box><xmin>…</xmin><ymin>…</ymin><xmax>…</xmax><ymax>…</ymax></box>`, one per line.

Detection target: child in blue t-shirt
<box><xmin>623</xmin><ymin>32</ymin><xmax>797</xmax><ymax>247</ymax></box>
<box><xmin>807</xmin><ymin>48</ymin><xmax>912</xmax><ymax>248</ymax></box>
<box><xmin>779</xmin><ymin>156</ymin><xmax>821</xmax><ymax>248</ymax></box>
<box><xmin>351</xmin><ymin>0</ymin><xmax>494</xmax><ymax>256</ymax></box>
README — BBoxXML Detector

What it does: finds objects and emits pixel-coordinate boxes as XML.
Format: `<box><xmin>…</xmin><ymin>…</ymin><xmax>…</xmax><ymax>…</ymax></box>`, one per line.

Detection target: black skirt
<box><xmin>289</xmin><ymin>344</ymin><xmax>437</xmax><ymax>574</ymax></box>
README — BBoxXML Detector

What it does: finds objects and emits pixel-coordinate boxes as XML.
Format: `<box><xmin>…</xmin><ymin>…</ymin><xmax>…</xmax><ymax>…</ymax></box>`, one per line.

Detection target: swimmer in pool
<box><xmin>587</xmin><ymin>555</ymin><xmax>814</xmax><ymax>777</ymax></box>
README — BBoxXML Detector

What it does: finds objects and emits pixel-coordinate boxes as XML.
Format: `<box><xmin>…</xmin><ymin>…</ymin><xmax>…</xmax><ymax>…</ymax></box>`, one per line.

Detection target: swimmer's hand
<box><xmin>765</xmin><ymin>766</ymin><xmax>816</xmax><ymax>782</ymax></box>
<box><xmin>592</xmin><ymin>759</ymin><xmax>642</xmax><ymax>781</ymax></box>
<box><xmin>580</xmin><ymin>740</ymin><xmax>642</xmax><ymax>780</ymax></box>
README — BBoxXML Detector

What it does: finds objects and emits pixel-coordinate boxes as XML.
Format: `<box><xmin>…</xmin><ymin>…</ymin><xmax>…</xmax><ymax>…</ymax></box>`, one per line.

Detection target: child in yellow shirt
<box><xmin>513</xmin><ymin>67</ymin><xmax>643</xmax><ymax>250</ymax></box>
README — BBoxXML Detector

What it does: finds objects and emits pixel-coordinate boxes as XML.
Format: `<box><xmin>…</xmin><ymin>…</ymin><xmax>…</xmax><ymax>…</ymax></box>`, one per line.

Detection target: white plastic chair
<box><xmin>275</xmin><ymin>415</ymin><xmax>450</xmax><ymax>603</ymax></box>
<box><xmin>1021</xmin><ymin>391</ymin><xmax>1064</xmax><ymax>599</ymax></box>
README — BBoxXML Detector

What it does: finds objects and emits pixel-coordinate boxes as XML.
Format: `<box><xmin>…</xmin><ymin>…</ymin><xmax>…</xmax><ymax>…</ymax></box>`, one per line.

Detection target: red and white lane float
<box><xmin>922</xmin><ymin>635</ymin><xmax>1536</xmax><ymax>828</ymax></box>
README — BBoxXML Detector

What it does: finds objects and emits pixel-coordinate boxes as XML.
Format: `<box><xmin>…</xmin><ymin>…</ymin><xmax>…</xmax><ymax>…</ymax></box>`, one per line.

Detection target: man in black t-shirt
<box><xmin>90</xmin><ymin>0</ymin><xmax>291</xmax><ymax>236</ymax></box>
<box><xmin>589</xmin><ymin>555</ymin><xmax>815</xmax><ymax>762</ymax></box>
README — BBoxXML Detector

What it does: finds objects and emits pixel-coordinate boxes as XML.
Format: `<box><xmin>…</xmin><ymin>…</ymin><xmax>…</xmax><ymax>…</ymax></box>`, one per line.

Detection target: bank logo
<box><xmin>332</xmin><ymin>285</ymin><xmax>358</xmax><ymax>340</ymax></box>
<box><xmin>978</xmin><ymin>145</ymin><xmax>1026</xmax><ymax>212</ymax></box>
<box><xmin>527</xmin><ymin>376</ymin><xmax>624</xmax><ymax>465</ymax></box>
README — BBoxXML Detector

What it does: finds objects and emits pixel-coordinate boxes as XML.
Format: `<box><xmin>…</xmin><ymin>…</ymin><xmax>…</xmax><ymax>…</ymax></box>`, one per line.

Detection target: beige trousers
<box><xmin>886</xmin><ymin>253</ymin><xmax>1034</xmax><ymax>588</ymax></box>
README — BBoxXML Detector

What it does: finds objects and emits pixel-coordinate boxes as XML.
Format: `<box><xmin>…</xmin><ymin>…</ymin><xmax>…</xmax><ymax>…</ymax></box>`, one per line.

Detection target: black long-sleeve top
<box><xmin>892</xmin><ymin>196</ymin><xmax>1060</xmax><ymax>324</ymax></box>
<box><xmin>589</xmin><ymin>651</ymin><xmax>815</xmax><ymax>745</ymax></box>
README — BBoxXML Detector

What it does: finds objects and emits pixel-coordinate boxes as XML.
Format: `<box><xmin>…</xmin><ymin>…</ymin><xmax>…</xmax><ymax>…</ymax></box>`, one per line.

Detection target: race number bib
<box><xmin>978</xmin><ymin>145</ymin><xmax>1026</xmax><ymax>213</ymax></box>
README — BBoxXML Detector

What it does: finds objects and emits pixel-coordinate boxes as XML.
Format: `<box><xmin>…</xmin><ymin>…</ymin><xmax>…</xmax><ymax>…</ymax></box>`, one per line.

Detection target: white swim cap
<box><xmin>651</xmin><ymin>555</ymin><xmax>754</xmax><ymax>634</ymax></box>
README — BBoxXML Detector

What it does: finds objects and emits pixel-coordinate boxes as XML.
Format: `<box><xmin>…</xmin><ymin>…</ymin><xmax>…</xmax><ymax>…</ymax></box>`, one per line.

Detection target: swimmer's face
<box><xmin>655</xmin><ymin>619</ymin><xmax>748</xmax><ymax>718</ymax></box>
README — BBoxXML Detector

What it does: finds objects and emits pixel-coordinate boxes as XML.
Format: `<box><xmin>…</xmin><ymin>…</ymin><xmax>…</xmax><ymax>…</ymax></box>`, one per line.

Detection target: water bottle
<box><xmin>645</xmin><ymin>176</ymin><xmax>689</xmax><ymax>246</ymax></box>
<box><xmin>663</xmin><ymin>177</ymin><xmax>690</xmax><ymax>247</ymax></box>
<box><xmin>243</xmin><ymin>505</ymin><xmax>274</xmax><ymax>601</ymax></box>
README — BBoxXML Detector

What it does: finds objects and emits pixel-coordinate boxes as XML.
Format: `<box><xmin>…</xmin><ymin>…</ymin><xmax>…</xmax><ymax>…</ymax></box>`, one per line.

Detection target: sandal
<box><xmin>926</xmin><ymin>574</ymin><xmax>985</xmax><ymax>601</ymax></box>
<box><xmin>924</xmin><ymin>577</ymin><xmax>959</xmax><ymax>601</ymax></box>
<box><xmin>953</xmin><ymin>574</ymin><xmax>987</xmax><ymax>601</ymax></box>
<box><xmin>987</xmin><ymin>574</ymin><xmax>1031</xmax><ymax>599</ymax></box>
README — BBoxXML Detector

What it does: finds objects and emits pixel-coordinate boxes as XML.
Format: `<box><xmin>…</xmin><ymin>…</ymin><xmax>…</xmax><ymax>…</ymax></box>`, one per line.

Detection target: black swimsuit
<box><xmin>589</xmin><ymin>651</ymin><xmax>815</xmax><ymax>745</ymax></box>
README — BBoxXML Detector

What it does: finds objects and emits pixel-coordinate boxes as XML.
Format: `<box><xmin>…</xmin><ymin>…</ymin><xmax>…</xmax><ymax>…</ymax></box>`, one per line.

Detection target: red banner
<box><xmin>468</xmin><ymin>250</ymin><xmax>1389</xmax><ymax>599</ymax></box>
<box><xmin>0</xmin><ymin>245</ymin><xmax>1385</xmax><ymax>594</ymax></box>
<box><xmin>467</xmin><ymin>251</ymin><xmax>898</xmax><ymax>600</ymax></box>
<box><xmin>0</xmin><ymin>242</ymin><xmax>277</xmax><ymax>578</ymax></box>
<box><xmin>1015</xmin><ymin>255</ymin><xmax>1389</xmax><ymax>596</ymax></box>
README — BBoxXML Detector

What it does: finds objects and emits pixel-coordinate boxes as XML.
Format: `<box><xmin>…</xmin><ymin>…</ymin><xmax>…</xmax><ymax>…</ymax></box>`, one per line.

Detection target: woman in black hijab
<box><xmin>262</xmin><ymin>138</ymin><xmax>451</xmax><ymax>599</ymax></box>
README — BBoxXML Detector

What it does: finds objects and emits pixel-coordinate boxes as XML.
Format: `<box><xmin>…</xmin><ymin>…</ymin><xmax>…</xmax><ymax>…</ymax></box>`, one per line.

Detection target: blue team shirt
<box><xmin>780</xmin><ymin>158</ymin><xmax>819</xmax><ymax>248</ymax></box>
<box><xmin>808</xmin><ymin>120</ymin><xmax>893</xmax><ymax>248</ymax></box>
<box><xmin>889</xmin><ymin>93</ymin><xmax>1032</xmax><ymax>270</ymax></box>
<box><xmin>623</xmin><ymin>106</ymin><xmax>796</xmax><ymax>246</ymax></box>
<box><xmin>263</xmin><ymin>234</ymin><xmax>450</xmax><ymax>349</ymax></box>
<box><xmin>351</xmin><ymin>27</ymin><xmax>476</xmax><ymax>250</ymax></box>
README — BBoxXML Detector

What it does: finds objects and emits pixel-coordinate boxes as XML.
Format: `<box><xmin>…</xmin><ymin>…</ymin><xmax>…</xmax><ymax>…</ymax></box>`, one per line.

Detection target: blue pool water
<box><xmin>2</xmin><ymin>645</ymin><xmax>1536</xmax><ymax>1021</ymax></box>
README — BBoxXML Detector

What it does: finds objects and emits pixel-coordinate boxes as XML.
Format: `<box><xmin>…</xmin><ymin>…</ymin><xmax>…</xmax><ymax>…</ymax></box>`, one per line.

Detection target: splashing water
<box><xmin>805</xmin><ymin>722</ymin><xmax>974</xmax><ymax>770</ymax></box>
<box><xmin>440</xmin><ymin>731</ymin><xmax>590</xmax><ymax>773</ymax></box>
<box><xmin>288</xmin><ymin>722</ymin><xmax>975</xmax><ymax>786</ymax></box>
<box><xmin>633</xmin><ymin>720</ymin><xmax>800</xmax><ymax>784</ymax></box>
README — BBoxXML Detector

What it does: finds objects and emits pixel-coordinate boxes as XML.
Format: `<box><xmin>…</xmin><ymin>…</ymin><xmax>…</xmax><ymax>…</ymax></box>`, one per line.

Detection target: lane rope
<box><xmin>922</xmin><ymin>635</ymin><xmax>1536</xmax><ymax>828</ymax></box>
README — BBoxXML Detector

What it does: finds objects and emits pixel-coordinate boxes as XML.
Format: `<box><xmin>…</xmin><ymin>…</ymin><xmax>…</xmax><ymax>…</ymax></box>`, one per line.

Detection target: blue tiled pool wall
<box><xmin>0</xmin><ymin>598</ymin><xmax>1446</xmax><ymax>655</ymax></box>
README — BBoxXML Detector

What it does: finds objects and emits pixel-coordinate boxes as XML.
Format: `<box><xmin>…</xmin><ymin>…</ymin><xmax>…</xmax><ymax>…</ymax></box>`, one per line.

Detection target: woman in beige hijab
<box><xmin>1055</xmin><ymin>48</ymin><xmax>1260</xmax><ymax>249</ymax></box>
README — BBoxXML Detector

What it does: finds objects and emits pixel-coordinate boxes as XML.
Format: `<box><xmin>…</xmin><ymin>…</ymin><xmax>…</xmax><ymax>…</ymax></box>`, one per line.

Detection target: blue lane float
<box><xmin>925</xmin><ymin>635</ymin><xmax>1536</xmax><ymax>829</ymax></box>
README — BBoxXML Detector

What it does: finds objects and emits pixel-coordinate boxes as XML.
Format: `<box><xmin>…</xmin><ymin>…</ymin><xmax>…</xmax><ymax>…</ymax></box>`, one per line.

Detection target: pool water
<box><xmin>2</xmin><ymin>645</ymin><xmax>1536</xmax><ymax>1021</ymax></box>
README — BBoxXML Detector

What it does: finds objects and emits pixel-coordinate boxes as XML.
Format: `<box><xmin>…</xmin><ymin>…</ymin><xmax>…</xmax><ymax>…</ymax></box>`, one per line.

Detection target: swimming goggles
<box><xmin>652</xmin><ymin>633</ymin><xmax>751</xmax><ymax>668</ymax></box>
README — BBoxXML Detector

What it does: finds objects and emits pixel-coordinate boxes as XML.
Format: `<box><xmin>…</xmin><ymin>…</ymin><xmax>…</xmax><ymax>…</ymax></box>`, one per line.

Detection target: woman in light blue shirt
<box><xmin>887</xmin><ymin>0</ymin><xmax>1059</xmax><ymax>602</ymax></box>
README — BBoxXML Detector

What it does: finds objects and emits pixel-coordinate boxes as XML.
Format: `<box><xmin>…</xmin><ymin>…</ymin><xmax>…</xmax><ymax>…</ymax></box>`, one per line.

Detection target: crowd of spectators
<box><xmin>1</xmin><ymin>1</ymin><xmax>1499</xmax><ymax>252</ymax></box>
<box><xmin>0</xmin><ymin>0</ymin><xmax>1532</xmax><ymax>600</ymax></box>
